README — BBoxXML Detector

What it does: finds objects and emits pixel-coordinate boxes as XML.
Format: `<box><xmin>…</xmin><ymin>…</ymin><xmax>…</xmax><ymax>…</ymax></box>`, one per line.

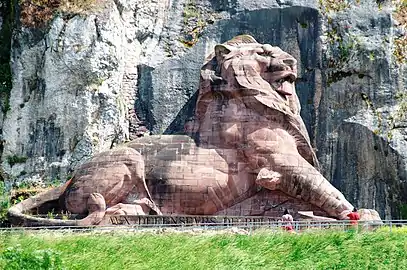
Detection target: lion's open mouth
<box><xmin>276</xmin><ymin>91</ymin><xmax>288</xmax><ymax>100</ymax></box>
<box><xmin>267</xmin><ymin>70</ymin><xmax>296</xmax><ymax>97</ymax></box>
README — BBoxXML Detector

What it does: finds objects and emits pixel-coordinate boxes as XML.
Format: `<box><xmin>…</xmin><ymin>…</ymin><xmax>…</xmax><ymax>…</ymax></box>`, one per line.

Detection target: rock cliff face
<box><xmin>0</xmin><ymin>0</ymin><xmax>406</xmax><ymax>218</ymax></box>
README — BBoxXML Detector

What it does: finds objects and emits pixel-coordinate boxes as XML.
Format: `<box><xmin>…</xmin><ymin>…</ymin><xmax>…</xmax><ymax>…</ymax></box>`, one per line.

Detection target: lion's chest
<box><xmin>143</xmin><ymin>144</ymin><xmax>255</xmax><ymax>214</ymax></box>
<box><xmin>201</xmin><ymin>97</ymin><xmax>270</xmax><ymax>148</ymax></box>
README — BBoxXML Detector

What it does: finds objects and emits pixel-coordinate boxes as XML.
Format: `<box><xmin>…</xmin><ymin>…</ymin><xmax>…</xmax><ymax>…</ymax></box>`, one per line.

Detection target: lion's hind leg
<box><xmin>76</xmin><ymin>193</ymin><xmax>106</xmax><ymax>226</ymax></box>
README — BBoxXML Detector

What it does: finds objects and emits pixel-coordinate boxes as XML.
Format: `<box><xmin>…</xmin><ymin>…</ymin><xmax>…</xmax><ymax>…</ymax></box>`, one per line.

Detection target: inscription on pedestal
<box><xmin>106</xmin><ymin>215</ymin><xmax>281</xmax><ymax>226</ymax></box>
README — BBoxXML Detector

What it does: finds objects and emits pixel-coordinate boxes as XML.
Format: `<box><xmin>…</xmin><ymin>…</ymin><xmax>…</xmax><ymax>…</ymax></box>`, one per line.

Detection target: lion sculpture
<box><xmin>8</xmin><ymin>35</ymin><xmax>380</xmax><ymax>226</ymax></box>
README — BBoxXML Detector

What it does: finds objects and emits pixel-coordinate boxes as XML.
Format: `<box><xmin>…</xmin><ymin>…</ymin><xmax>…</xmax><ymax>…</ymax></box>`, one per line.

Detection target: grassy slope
<box><xmin>0</xmin><ymin>228</ymin><xmax>406</xmax><ymax>270</ymax></box>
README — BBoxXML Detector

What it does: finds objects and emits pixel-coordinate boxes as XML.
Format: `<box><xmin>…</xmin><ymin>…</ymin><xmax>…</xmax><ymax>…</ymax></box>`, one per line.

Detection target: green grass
<box><xmin>0</xmin><ymin>229</ymin><xmax>406</xmax><ymax>269</ymax></box>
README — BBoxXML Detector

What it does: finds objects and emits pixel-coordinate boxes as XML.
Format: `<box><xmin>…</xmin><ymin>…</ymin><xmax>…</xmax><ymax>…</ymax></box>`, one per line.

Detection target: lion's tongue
<box><xmin>276</xmin><ymin>81</ymin><xmax>293</xmax><ymax>96</ymax></box>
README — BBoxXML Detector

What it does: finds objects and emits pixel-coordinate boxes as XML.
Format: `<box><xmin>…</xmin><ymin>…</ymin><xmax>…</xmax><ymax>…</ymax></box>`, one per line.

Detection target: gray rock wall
<box><xmin>1</xmin><ymin>0</ymin><xmax>170</xmax><ymax>184</ymax></box>
<box><xmin>1</xmin><ymin>0</ymin><xmax>406</xmax><ymax>218</ymax></box>
<box><xmin>315</xmin><ymin>1</ymin><xmax>407</xmax><ymax>219</ymax></box>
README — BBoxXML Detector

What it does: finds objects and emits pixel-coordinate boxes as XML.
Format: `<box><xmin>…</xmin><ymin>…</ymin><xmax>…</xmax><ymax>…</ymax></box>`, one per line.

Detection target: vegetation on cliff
<box><xmin>393</xmin><ymin>0</ymin><xmax>407</xmax><ymax>64</ymax></box>
<box><xmin>0</xmin><ymin>229</ymin><xmax>406</xmax><ymax>269</ymax></box>
<box><xmin>0</xmin><ymin>182</ymin><xmax>54</xmax><ymax>227</ymax></box>
<box><xmin>20</xmin><ymin>0</ymin><xmax>99</xmax><ymax>27</ymax></box>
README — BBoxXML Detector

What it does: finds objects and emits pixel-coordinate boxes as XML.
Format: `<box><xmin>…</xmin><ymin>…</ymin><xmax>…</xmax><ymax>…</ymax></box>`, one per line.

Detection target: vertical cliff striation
<box><xmin>0</xmin><ymin>0</ymin><xmax>406</xmax><ymax>218</ymax></box>
<box><xmin>316</xmin><ymin>0</ymin><xmax>407</xmax><ymax>219</ymax></box>
<box><xmin>0</xmin><ymin>0</ymin><xmax>14</xmax><ymax>181</ymax></box>
<box><xmin>1</xmin><ymin>0</ymin><xmax>170</xmax><ymax>183</ymax></box>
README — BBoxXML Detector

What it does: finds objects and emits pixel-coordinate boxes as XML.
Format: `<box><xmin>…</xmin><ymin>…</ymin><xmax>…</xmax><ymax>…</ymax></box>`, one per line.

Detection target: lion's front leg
<box><xmin>245</xmin><ymin>127</ymin><xmax>354</xmax><ymax>219</ymax></box>
<box><xmin>105</xmin><ymin>198</ymin><xmax>163</xmax><ymax>216</ymax></box>
<box><xmin>105</xmin><ymin>200</ymin><xmax>151</xmax><ymax>216</ymax></box>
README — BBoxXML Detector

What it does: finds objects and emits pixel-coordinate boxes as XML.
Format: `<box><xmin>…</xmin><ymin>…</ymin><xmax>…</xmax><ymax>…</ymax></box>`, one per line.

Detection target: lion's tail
<box><xmin>7</xmin><ymin>180</ymin><xmax>78</xmax><ymax>227</ymax></box>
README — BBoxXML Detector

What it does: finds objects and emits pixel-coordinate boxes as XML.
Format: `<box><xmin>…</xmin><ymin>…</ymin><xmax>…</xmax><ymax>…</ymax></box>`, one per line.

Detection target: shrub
<box><xmin>1</xmin><ymin>246</ymin><xmax>63</xmax><ymax>270</ymax></box>
<box><xmin>6</xmin><ymin>155</ymin><xmax>28</xmax><ymax>167</ymax></box>
<box><xmin>0</xmin><ymin>181</ymin><xmax>10</xmax><ymax>226</ymax></box>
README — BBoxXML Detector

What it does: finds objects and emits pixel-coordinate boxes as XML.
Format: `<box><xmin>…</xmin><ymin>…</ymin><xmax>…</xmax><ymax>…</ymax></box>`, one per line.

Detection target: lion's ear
<box><xmin>214</xmin><ymin>44</ymin><xmax>233</xmax><ymax>58</ymax></box>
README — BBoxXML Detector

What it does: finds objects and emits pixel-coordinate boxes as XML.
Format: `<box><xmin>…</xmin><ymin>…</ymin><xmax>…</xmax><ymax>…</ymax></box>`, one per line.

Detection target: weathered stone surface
<box><xmin>2</xmin><ymin>6</ymin><xmax>126</xmax><ymax>183</ymax></box>
<box><xmin>1</xmin><ymin>0</ymin><xmax>406</xmax><ymax>219</ymax></box>
<box><xmin>9</xmin><ymin>37</ymin><xmax>380</xmax><ymax>226</ymax></box>
<box><xmin>359</xmin><ymin>208</ymin><xmax>381</xmax><ymax>221</ymax></box>
<box><xmin>1</xmin><ymin>0</ymin><xmax>170</xmax><ymax>184</ymax></box>
<box><xmin>315</xmin><ymin>1</ymin><xmax>407</xmax><ymax>220</ymax></box>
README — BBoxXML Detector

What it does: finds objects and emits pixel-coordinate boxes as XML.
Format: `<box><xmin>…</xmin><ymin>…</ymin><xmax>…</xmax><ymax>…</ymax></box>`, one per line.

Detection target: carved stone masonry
<box><xmin>8</xmin><ymin>35</ymin><xmax>381</xmax><ymax>226</ymax></box>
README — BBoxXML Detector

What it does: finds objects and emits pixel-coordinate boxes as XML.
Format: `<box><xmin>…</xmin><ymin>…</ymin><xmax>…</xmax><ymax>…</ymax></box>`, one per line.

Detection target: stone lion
<box><xmin>9</xmin><ymin>35</ymin><xmax>377</xmax><ymax>226</ymax></box>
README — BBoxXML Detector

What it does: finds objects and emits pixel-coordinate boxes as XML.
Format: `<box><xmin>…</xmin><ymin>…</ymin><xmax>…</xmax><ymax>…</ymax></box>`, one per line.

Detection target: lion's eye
<box><xmin>277</xmin><ymin>76</ymin><xmax>295</xmax><ymax>84</ymax></box>
<box><xmin>276</xmin><ymin>78</ymin><xmax>284</xmax><ymax>84</ymax></box>
<box><xmin>258</xmin><ymin>50</ymin><xmax>273</xmax><ymax>57</ymax></box>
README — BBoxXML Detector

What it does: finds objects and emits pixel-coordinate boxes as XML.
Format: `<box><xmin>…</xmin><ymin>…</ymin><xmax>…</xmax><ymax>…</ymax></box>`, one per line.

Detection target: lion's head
<box><xmin>193</xmin><ymin>35</ymin><xmax>301</xmax><ymax>124</ymax></box>
<box><xmin>183</xmin><ymin>35</ymin><xmax>318</xmax><ymax>168</ymax></box>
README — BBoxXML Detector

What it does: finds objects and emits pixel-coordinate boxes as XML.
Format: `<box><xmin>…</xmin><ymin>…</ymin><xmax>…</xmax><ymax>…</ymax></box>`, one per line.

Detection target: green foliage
<box><xmin>369</xmin><ymin>52</ymin><xmax>375</xmax><ymax>61</ymax></box>
<box><xmin>0</xmin><ymin>199</ymin><xmax>9</xmax><ymax>222</ymax></box>
<box><xmin>360</xmin><ymin>89</ymin><xmax>407</xmax><ymax>142</ymax></box>
<box><xmin>394</xmin><ymin>92</ymin><xmax>407</xmax><ymax>121</ymax></box>
<box><xmin>183</xmin><ymin>0</ymin><xmax>200</xmax><ymax>23</ymax></box>
<box><xmin>324</xmin><ymin>19</ymin><xmax>361</xmax><ymax>86</ymax></box>
<box><xmin>0</xmin><ymin>230</ymin><xmax>407</xmax><ymax>269</ymax></box>
<box><xmin>394</xmin><ymin>37</ymin><xmax>407</xmax><ymax>64</ymax></box>
<box><xmin>0</xmin><ymin>180</ymin><xmax>66</xmax><ymax>226</ymax></box>
<box><xmin>393</xmin><ymin>1</ymin><xmax>407</xmax><ymax>64</ymax></box>
<box><xmin>1</xmin><ymin>246</ymin><xmax>63</xmax><ymax>270</ymax></box>
<box><xmin>6</xmin><ymin>155</ymin><xmax>28</xmax><ymax>167</ymax></box>
<box><xmin>384</xmin><ymin>91</ymin><xmax>407</xmax><ymax>140</ymax></box>
<box><xmin>47</xmin><ymin>211</ymin><xmax>55</xmax><ymax>219</ymax></box>
<box><xmin>0</xmin><ymin>182</ymin><xmax>10</xmax><ymax>226</ymax></box>
<box><xmin>319</xmin><ymin>0</ymin><xmax>350</xmax><ymax>14</ymax></box>
<box><xmin>20</xmin><ymin>0</ymin><xmax>100</xmax><ymax>28</ymax></box>
<box><xmin>325</xmin><ymin>25</ymin><xmax>359</xmax><ymax>71</ymax></box>
<box><xmin>337</xmin><ymin>37</ymin><xmax>356</xmax><ymax>61</ymax></box>
<box><xmin>180</xmin><ymin>0</ymin><xmax>216</xmax><ymax>47</ymax></box>
<box><xmin>360</xmin><ymin>93</ymin><xmax>396</xmax><ymax>140</ymax></box>
<box><xmin>299</xmin><ymin>22</ymin><xmax>308</xmax><ymax>28</ymax></box>
<box><xmin>0</xmin><ymin>181</ymin><xmax>58</xmax><ymax>226</ymax></box>
<box><xmin>0</xmin><ymin>181</ymin><xmax>5</xmax><ymax>196</ymax></box>
<box><xmin>400</xmin><ymin>204</ymin><xmax>407</xmax><ymax>219</ymax></box>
